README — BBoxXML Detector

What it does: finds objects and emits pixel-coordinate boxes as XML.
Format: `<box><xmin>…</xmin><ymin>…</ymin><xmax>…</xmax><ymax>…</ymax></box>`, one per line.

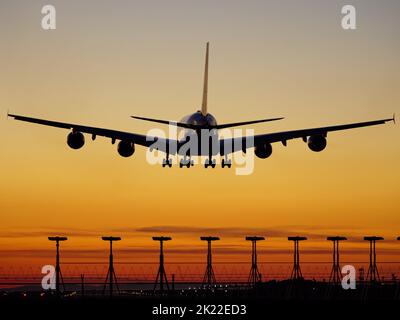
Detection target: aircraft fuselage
<box><xmin>178</xmin><ymin>111</ymin><xmax>220</xmax><ymax>156</ymax></box>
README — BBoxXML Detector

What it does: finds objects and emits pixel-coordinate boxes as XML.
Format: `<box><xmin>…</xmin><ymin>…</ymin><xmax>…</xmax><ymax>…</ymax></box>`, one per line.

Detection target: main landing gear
<box><xmin>162</xmin><ymin>155</ymin><xmax>232</xmax><ymax>168</ymax></box>
<box><xmin>162</xmin><ymin>155</ymin><xmax>172</xmax><ymax>168</ymax></box>
<box><xmin>179</xmin><ymin>156</ymin><xmax>194</xmax><ymax>168</ymax></box>
<box><xmin>221</xmin><ymin>158</ymin><xmax>232</xmax><ymax>168</ymax></box>
<box><xmin>204</xmin><ymin>157</ymin><xmax>216</xmax><ymax>168</ymax></box>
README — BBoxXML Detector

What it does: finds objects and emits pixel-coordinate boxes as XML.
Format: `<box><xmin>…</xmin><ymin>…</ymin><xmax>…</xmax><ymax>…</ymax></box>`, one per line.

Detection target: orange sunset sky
<box><xmin>0</xmin><ymin>1</ymin><xmax>399</xmax><ymax>279</ymax></box>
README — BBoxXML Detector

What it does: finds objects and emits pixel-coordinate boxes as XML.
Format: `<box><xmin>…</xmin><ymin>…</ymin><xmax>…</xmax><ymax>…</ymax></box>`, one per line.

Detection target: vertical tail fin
<box><xmin>201</xmin><ymin>42</ymin><xmax>209</xmax><ymax>116</ymax></box>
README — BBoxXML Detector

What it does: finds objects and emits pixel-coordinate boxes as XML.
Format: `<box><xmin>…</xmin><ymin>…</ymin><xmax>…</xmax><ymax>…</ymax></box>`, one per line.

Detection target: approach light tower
<box><xmin>153</xmin><ymin>236</ymin><xmax>172</xmax><ymax>292</ymax></box>
<box><xmin>364</xmin><ymin>236</ymin><xmax>384</xmax><ymax>283</ymax></box>
<box><xmin>288</xmin><ymin>236</ymin><xmax>307</xmax><ymax>280</ymax></box>
<box><xmin>246</xmin><ymin>236</ymin><xmax>265</xmax><ymax>286</ymax></box>
<box><xmin>48</xmin><ymin>236</ymin><xmax>68</xmax><ymax>295</ymax></box>
<box><xmin>327</xmin><ymin>236</ymin><xmax>347</xmax><ymax>285</ymax></box>
<box><xmin>102</xmin><ymin>236</ymin><xmax>121</xmax><ymax>297</ymax></box>
<box><xmin>201</xmin><ymin>236</ymin><xmax>220</xmax><ymax>287</ymax></box>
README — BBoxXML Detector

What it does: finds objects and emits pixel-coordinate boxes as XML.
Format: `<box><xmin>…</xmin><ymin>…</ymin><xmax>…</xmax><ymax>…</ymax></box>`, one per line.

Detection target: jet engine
<box><xmin>307</xmin><ymin>135</ymin><xmax>327</xmax><ymax>152</ymax></box>
<box><xmin>67</xmin><ymin>131</ymin><xmax>85</xmax><ymax>149</ymax></box>
<box><xmin>254</xmin><ymin>143</ymin><xmax>273</xmax><ymax>159</ymax></box>
<box><xmin>118</xmin><ymin>140</ymin><xmax>135</xmax><ymax>157</ymax></box>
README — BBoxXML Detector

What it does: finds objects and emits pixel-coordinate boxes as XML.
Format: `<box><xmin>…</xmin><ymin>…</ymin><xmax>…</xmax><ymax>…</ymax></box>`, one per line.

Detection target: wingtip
<box><xmin>393</xmin><ymin>113</ymin><xmax>396</xmax><ymax>124</ymax></box>
<box><xmin>6</xmin><ymin>110</ymin><xmax>18</xmax><ymax>119</ymax></box>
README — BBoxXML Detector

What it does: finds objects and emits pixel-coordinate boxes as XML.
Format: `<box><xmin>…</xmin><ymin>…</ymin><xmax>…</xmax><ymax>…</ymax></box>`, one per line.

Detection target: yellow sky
<box><xmin>0</xmin><ymin>1</ymin><xmax>399</xmax><ymax>273</ymax></box>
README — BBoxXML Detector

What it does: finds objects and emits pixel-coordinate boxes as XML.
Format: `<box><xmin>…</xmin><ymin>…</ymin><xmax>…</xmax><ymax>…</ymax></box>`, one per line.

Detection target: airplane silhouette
<box><xmin>8</xmin><ymin>43</ymin><xmax>394</xmax><ymax>168</ymax></box>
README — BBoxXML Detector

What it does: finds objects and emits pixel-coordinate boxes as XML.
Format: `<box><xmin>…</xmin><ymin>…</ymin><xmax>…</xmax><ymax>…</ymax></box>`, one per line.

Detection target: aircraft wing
<box><xmin>8</xmin><ymin>114</ymin><xmax>178</xmax><ymax>154</ymax></box>
<box><xmin>220</xmin><ymin>117</ymin><xmax>395</xmax><ymax>154</ymax></box>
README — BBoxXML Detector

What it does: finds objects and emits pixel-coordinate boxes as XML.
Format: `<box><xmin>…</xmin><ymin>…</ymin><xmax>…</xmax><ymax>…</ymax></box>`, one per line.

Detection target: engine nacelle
<box><xmin>67</xmin><ymin>131</ymin><xmax>85</xmax><ymax>149</ymax></box>
<box><xmin>254</xmin><ymin>143</ymin><xmax>272</xmax><ymax>159</ymax></box>
<box><xmin>118</xmin><ymin>140</ymin><xmax>135</xmax><ymax>157</ymax></box>
<box><xmin>307</xmin><ymin>135</ymin><xmax>327</xmax><ymax>152</ymax></box>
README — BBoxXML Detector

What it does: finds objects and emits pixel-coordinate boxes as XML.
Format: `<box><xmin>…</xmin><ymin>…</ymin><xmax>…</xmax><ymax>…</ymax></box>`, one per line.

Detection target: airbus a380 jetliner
<box><xmin>8</xmin><ymin>43</ymin><xmax>394</xmax><ymax>168</ymax></box>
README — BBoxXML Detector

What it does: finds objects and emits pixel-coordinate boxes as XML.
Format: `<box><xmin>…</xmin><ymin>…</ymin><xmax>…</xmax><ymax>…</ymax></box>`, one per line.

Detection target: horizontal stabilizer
<box><xmin>131</xmin><ymin>116</ymin><xmax>196</xmax><ymax>129</ymax></box>
<box><xmin>132</xmin><ymin>115</ymin><xmax>284</xmax><ymax>130</ymax></box>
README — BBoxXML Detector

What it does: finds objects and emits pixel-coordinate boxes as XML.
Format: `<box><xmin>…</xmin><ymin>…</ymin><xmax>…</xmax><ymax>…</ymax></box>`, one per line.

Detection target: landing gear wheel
<box><xmin>221</xmin><ymin>159</ymin><xmax>232</xmax><ymax>168</ymax></box>
<box><xmin>162</xmin><ymin>158</ymin><xmax>172</xmax><ymax>168</ymax></box>
<box><xmin>211</xmin><ymin>159</ymin><xmax>216</xmax><ymax>168</ymax></box>
<box><xmin>180</xmin><ymin>156</ymin><xmax>192</xmax><ymax>168</ymax></box>
<box><xmin>205</xmin><ymin>158</ymin><xmax>216</xmax><ymax>168</ymax></box>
